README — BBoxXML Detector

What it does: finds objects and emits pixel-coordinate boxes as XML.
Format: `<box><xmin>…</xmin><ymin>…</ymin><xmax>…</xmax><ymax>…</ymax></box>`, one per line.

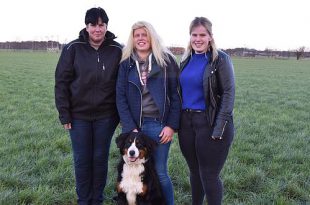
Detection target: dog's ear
<box><xmin>140</xmin><ymin>133</ymin><xmax>157</xmax><ymax>153</ymax></box>
<box><xmin>115</xmin><ymin>133</ymin><xmax>129</xmax><ymax>149</ymax></box>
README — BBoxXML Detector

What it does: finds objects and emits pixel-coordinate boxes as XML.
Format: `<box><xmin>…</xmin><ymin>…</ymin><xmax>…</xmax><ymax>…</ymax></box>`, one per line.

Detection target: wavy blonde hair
<box><xmin>121</xmin><ymin>21</ymin><xmax>172</xmax><ymax>67</ymax></box>
<box><xmin>182</xmin><ymin>17</ymin><xmax>218</xmax><ymax>62</ymax></box>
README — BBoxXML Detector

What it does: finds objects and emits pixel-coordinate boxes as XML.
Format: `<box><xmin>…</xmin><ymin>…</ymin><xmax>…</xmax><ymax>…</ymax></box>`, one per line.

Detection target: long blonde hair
<box><xmin>121</xmin><ymin>21</ymin><xmax>172</xmax><ymax>67</ymax></box>
<box><xmin>182</xmin><ymin>17</ymin><xmax>218</xmax><ymax>62</ymax></box>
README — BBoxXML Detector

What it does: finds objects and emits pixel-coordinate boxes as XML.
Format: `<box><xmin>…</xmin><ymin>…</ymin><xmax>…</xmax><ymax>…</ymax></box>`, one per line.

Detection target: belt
<box><xmin>143</xmin><ymin>117</ymin><xmax>161</xmax><ymax>121</ymax></box>
<box><xmin>183</xmin><ymin>108</ymin><xmax>205</xmax><ymax>113</ymax></box>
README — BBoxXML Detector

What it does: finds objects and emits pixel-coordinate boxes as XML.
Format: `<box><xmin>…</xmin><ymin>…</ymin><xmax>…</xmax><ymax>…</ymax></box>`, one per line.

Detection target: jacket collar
<box><xmin>78</xmin><ymin>28</ymin><xmax>117</xmax><ymax>47</ymax></box>
<box><xmin>180</xmin><ymin>50</ymin><xmax>213</xmax><ymax>71</ymax></box>
<box><xmin>127</xmin><ymin>54</ymin><xmax>162</xmax><ymax>87</ymax></box>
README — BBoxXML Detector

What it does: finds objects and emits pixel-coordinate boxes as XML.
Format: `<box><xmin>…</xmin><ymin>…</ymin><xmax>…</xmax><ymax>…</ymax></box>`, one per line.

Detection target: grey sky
<box><xmin>1</xmin><ymin>0</ymin><xmax>309</xmax><ymax>50</ymax></box>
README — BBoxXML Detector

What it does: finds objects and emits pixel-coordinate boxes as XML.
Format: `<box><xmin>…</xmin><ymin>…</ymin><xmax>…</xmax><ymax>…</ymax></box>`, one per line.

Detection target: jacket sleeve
<box><xmin>165</xmin><ymin>55</ymin><xmax>182</xmax><ymax>131</ymax></box>
<box><xmin>212</xmin><ymin>53</ymin><xmax>235</xmax><ymax>137</ymax></box>
<box><xmin>54</xmin><ymin>46</ymin><xmax>74</xmax><ymax>125</ymax></box>
<box><xmin>116</xmin><ymin>62</ymin><xmax>138</xmax><ymax>133</ymax></box>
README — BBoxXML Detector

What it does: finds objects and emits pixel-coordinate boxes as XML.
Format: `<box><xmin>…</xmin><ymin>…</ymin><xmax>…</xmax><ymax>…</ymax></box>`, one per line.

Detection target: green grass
<box><xmin>0</xmin><ymin>51</ymin><xmax>309</xmax><ymax>204</ymax></box>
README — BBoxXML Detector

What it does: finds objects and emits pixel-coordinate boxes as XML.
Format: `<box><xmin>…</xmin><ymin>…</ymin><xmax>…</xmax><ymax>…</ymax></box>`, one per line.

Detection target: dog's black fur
<box><xmin>114</xmin><ymin>132</ymin><xmax>166</xmax><ymax>205</ymax></box>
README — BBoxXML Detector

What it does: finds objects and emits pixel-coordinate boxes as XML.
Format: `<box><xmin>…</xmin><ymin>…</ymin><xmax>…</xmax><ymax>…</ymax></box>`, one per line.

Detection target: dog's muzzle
<box><xmin>128</xmin><ymin>150</ymin><xmax>138</xmax><ymax>162</ymax></box>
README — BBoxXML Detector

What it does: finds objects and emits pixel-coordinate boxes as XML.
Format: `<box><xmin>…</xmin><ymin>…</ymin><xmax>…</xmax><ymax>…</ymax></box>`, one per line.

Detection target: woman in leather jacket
<box><xmin>178</xmin><ymin>17</ymin><xmax>235</xmax><ymax>205</ymax></box>
<box><xmin>116</xmin><ymin>21</ymin><xmax>181</xmax><ymax>205</ymax></box>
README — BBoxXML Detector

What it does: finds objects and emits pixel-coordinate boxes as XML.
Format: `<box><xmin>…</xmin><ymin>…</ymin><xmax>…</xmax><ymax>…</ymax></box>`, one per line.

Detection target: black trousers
<box><xmin>178</xmin><ymin>111</ymin><xmax>234</xmax><ymax>205</ymax></box>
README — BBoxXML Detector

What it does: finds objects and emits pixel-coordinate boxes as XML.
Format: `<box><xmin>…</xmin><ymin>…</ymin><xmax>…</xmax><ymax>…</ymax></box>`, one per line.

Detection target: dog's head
<box><xmin>116</xmin><ymin>132</ymin><xmax>157</xmax><ymax>164</ymax></box>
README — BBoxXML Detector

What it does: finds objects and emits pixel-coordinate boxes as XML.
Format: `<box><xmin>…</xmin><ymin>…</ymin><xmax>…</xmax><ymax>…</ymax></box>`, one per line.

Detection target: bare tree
<box><xmin>296</xmin><ymin>46</ymin><xmax>305</xmax><ymax>60</ymax></box>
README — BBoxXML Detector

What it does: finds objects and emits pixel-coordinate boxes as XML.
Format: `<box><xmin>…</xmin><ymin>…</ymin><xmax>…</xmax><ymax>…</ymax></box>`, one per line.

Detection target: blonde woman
<box><xmin>116</xmin><ymin>21</ymin><xmax>181</xmax><ymax>205</ymax></box>
<box><xmin>178</xmin><ymin>17</ymin><xmax>235</xmax><ymax>205</ymax></box>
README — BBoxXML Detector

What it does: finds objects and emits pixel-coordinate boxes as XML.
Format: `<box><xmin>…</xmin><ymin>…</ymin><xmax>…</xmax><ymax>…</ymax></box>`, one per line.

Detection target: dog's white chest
<box><xmin>120</xmin><ymin>163</ymin><xmax>145</xmax><ymax>205</ymax></box>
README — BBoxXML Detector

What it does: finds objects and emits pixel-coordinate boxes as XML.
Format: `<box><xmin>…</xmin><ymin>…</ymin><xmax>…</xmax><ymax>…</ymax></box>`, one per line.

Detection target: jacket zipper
<box><xmin>220</xmin><ymin>121</ymin><xmax>228</xmax><ymax>137</ymax></box>
<box><xmin>162</xmin><ymin>67</ymin><xmax>167</xmax><ymax>123</ymax></box>
<box><xmin>94</xmin><ymin>51</ymin><xmax>100</xmax><ymax>119</ymax></box>
<box><xmin>129</xmin><ymin>81</ymin><xmax>143</xmax><ymax>128</ymax></box>
<box><xmin>209</xmin><ymin>77</ymin><xmax>217</xmax><ymax>126</ymax></box>
<box><xmin>133</xmin><ymin>62</ymin><xmax>144</xmax><ymax>128</ymax></box>
<box><xmin>209</xmin><ymin>78</ymin><xmax>216</xmax><ymax>105</ymax></box>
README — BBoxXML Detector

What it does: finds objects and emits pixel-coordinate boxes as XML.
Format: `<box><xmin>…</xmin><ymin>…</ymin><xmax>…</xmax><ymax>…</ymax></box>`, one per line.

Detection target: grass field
<box><xmin>0</xmin><ymin>51</ymin><xmax>309</xmax><ymax>205</ymax></box>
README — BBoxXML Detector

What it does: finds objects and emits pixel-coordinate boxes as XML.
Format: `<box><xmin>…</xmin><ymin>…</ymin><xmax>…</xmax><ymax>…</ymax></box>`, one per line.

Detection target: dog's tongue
<box><xmin>129</xmin><ymin>157</ymin><xmax>137</xmax><ymax>162</ymax></box>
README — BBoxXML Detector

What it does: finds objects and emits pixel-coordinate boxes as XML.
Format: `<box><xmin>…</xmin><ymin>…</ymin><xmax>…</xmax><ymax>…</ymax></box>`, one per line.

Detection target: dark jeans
<box><xmin>178</xmin><ymin>111</ymin><xmax>234</xmax><ymax>205</ymax></box>
<box><xmin>69</xmin><ymin>116</ymin><xmax>119</xmax><ymax>205</ymax></box>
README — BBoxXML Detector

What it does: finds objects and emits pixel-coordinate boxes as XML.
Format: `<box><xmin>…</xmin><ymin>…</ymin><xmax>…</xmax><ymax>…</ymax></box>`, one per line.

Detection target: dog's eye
<box><xmin>135</xmin><ymin>142</ymin><xmax>144</xmax><ymax>149</ymax></box>
<box><xmin>136</xmin><ymin>145</ymin><xmax>143</xmax><ymax>149</ymax></box>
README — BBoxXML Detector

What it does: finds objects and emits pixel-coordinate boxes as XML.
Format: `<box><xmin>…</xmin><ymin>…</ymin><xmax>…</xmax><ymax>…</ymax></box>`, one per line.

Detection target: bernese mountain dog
<box><xmin>114</xmin><ymin>132</ymin><xmax>166</xmax><ymax>205</ymax></box>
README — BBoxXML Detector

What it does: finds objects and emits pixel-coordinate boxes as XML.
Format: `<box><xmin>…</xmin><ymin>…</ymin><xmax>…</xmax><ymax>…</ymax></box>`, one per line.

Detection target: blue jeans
<box><xmin>69</xmin><ymin>116</ymin><xmax>119</xmax><ymax>205</ymax></box>
<box><xmin>141</xmin><ymin>117</ymin><xmax>174</xmax><ymax>205</ymax></box>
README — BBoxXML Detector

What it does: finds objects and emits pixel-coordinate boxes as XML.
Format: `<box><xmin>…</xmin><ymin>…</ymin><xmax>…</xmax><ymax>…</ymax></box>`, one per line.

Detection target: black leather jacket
<box><xmin>180</xmin><ymin>50</ymin><xmax>235</xmax><ymax>137</ymax></box>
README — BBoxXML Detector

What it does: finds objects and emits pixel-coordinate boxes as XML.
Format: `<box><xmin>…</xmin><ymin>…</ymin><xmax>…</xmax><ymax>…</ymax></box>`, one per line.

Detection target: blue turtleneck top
<box><xmin>180</xmin><ymin>52</ymin><xmax>210</xmax><ymax>110</ymax></box>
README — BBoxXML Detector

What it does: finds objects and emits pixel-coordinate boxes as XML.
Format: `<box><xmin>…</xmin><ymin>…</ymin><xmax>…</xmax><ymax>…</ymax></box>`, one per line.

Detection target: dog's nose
<box><xmin>129</xmin><ymin>150</ymin><xmax>135</xmax><ymax>156</ymax></box>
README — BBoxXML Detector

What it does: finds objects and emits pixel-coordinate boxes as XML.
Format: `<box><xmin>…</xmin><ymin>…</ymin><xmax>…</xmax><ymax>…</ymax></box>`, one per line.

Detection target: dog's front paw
<box><xmin>138</xmin><ymin>184</ymin><xmax>148</xmax><ymax>196</ymax></box>
<box><xmin>116</xmin><ymin>182</ymin><xmax>124</xmax><ymax>193</ymax></box>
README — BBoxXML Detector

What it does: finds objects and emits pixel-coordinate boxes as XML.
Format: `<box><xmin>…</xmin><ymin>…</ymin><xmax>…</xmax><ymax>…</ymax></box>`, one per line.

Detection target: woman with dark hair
<box><xmin>178</xmin><ymin>17</ymin><xmax>235</xmax><ymax>205</ymax></box>
<box><xmin>55</xmin><ymin>7</ymin><xmax>122</xmax><ymax>205</ymax></box>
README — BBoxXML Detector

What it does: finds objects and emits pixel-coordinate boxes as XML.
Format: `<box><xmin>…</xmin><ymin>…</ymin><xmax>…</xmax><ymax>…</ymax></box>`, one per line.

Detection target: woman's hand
<box><xmin>64</xmin><ymin>123</ymin><xmax>72</xmax><ymax>130</ymax></box>
<box><xmin>159</xmin><ymin>126</ymin><xmax>174</xmax><ymax>144</ymax></box>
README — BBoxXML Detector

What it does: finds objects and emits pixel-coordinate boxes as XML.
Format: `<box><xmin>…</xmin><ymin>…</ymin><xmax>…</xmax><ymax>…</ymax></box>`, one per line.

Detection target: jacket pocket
<box><xmin>212</xmin><ymin>119</ymin><xmax>228</xmax><ymax>138</ymax></box>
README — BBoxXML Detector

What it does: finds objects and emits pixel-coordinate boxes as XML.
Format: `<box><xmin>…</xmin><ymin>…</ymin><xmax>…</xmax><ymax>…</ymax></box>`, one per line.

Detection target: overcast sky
<box><xmin>1</xmin><ymin>0</ymin><xmax>309</xmax><ymax>50</ymax></box>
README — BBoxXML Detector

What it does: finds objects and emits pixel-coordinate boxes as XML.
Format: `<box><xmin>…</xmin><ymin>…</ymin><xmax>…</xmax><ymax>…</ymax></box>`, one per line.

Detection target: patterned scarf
<box><xmin>134</xmin><ymin>53</ymin><xmax>152</xmax><ymax>86</ymax></box>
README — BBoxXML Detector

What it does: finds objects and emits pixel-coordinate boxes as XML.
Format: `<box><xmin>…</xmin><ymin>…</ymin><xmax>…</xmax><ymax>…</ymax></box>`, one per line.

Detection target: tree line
<box><xmin>222</xmin><ymin>47</ymin><xmax>309</xmax><ymax>60</ymax></box>
<box><xmin>0</xmin><ymin>41</ymin><xmax>61</xmax><ymax>51</ymax></box>
<box><xmin>0</xmin><ymin>41</ymin><xmax>309</xmax><ymax>60</ymax></box>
